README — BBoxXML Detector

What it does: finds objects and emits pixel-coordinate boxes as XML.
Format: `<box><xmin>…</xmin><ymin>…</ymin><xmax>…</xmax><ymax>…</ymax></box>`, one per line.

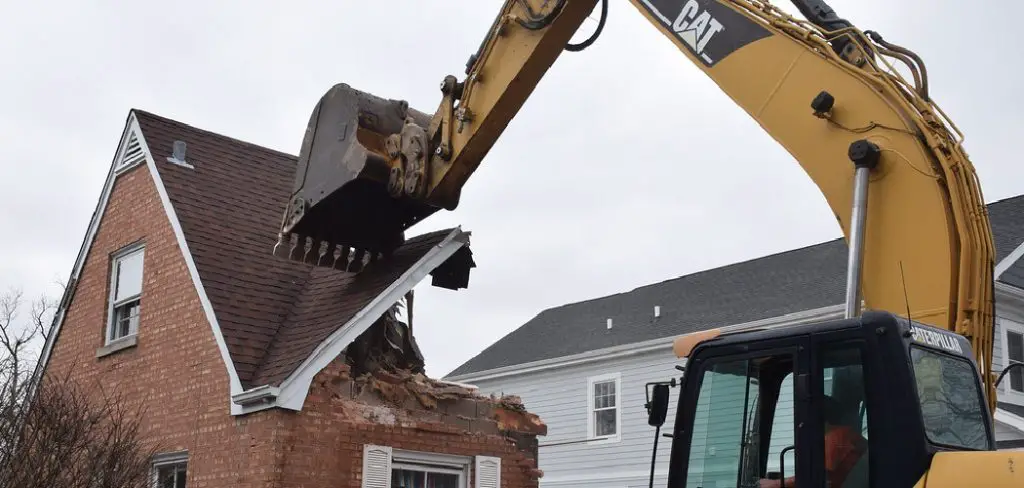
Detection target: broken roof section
<box><xmin>132</xmin><ymin>110</ymin><xmax>474</xmax><ymax>409</ymax></box>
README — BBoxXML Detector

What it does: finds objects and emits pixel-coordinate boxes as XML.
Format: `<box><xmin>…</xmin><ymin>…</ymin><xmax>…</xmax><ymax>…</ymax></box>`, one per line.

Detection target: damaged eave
<box><xmin>232</xmin><ymin>385</ymin><xmax>281</xmax><ymax>407</ymax></box>
<box><xmin>231</xmin><ymin>227</ymin><xmax>473</xmax><ymax>415</ymax></box>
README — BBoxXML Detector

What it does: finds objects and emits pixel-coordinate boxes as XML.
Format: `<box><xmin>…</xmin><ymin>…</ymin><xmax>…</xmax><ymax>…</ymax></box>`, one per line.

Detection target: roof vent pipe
<box><xmin>167</xmin><ymin>140</ymin><xmax>194</xmax><ymax>168</ymax></box>
<box><xmin>606</xmin><ymin>318</ymin><xmax>613</xmax><ymax>330</ymax></box>
<box><xmin>654</xmin><ymin>305</ymin><xmax>661</xmax><ymax>318</ymax></box>
<box><xmin>172</xmin><ymin>140</ymin><xmax>187</xmax><ymax>160</ymax></box>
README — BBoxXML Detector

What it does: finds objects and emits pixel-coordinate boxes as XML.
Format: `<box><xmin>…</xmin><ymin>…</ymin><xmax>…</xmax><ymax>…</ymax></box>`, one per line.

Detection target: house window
<box><xmin>107</xmin><ymin>245</ymin><xmax>144</xmax><ymax>343</ymax></box>
<box><xmin>1006</xmin><ymin>320</ymin><xmax>1024</xmax><ymax>394</ymax></box>
<box><xmin>588</xmin><ymin>372</ymin><xmax>621</xmax><ymax>440</ymax></box>
<box><xmin>151</xmin><ymin>451</ymin><xmax>187</xmax><ymax>488</ymax></box>
<box><xmin>362</xmin><ymin>445</ymin><xmax>494</xmax><ymax>488</ymax></box>
<box><xmin>392</xmin><ymin>464</ymin><xmax>462</xmax><ymax>488</ymax></box>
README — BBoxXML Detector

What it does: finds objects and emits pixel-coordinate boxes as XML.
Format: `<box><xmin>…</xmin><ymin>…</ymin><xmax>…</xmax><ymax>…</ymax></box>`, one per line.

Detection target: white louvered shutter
<box><xmin>361</xmin><ymin>444</ymin><xmax>392</xmax><ymax>488</ymax></box>
<box><xmin>474</xmin><ymin>456</ymin><xmax>501</xmax><ymax>488</ymax></box>
<box><xmin>119</xmin><ymin>130</ymin><xmax>146</xmax><ymax>169</ymax></box>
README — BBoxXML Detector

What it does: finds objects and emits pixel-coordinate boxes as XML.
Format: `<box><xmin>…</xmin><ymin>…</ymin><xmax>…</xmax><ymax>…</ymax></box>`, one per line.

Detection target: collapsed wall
<box><xmin>269</xmin><ymin>307</ymin><xmax>547</xmax><ymax>488</ymax></box>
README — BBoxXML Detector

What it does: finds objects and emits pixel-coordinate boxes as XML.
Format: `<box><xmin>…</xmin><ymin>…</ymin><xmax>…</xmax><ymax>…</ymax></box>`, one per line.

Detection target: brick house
<box><xmin>34</xmin><ymin>109</ymin><xmax>546</xmax><ymax>487</ymax></box>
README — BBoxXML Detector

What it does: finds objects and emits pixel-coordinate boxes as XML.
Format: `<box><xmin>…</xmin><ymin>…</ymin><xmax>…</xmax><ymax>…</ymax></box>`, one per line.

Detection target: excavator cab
<box><xmin>273</xmin><ymin>84</ymin><xmax>439</xmax><ymax>267</ymax></box>
<box><xmin>648</xmin><ymin>311</ymin><xmax>1001</xmax><ymax>488</ymax></box>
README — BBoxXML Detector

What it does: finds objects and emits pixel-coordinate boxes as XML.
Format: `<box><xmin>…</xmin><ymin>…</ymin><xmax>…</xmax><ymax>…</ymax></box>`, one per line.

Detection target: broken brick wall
<box><xmin>267</xmin><ymin>358</ymin><xmax>546</xmax><ymax>488</ymax></box>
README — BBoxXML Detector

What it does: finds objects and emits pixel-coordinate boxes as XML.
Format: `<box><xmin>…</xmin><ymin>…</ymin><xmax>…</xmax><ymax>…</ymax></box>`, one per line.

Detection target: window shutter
<box><xmin>474</xmin><ymin>455</ymin><xmax>501</xmax><ymax>488</ymax></box>
<box><xmin>362</xmin><ymin>444</ymin><xmax>392</xmax><ymax>488</ymax></box>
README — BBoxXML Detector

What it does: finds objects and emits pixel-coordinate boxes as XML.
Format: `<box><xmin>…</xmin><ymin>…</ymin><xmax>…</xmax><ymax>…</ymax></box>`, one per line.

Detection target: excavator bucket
<box><xmin>274</xmin><ymin>84</ymin><xmax>439</xmax><ymax>268</ymax></box>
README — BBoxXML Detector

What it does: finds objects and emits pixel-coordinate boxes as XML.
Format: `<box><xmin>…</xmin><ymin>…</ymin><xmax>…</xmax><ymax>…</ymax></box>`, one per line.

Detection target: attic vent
<box><xmin>166</xmin><ymin>140</ymin><xmax>194</xmax><ymax>168</ymax></box>
<box><xmin>118</xmin><ymin>131</ymin><xmax>146</xmax><ymax>169</ymax></box>
<box><xmin>606</xmin><ymin>318</ymin><xmax>613</xmax><ymax>330</ymax></box>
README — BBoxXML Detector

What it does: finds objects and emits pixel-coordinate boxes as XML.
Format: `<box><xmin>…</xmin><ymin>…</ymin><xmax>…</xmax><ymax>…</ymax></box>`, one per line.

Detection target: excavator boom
<box><xmin>275</xmin><ymin>0</ymin><xmax>996</xmax><ymax>411</ymax></box>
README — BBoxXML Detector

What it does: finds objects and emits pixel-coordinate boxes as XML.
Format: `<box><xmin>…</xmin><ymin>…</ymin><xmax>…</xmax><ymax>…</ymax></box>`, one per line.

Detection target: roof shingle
<box><xmin>133</xmin><ymin>110</ymin><xmax>467</xmax><ymax>389</ymax></box>
<box><xmin>446</xmin><ymin>194</ymin><xmax>1024</xmax><ymax>377</ymax></box>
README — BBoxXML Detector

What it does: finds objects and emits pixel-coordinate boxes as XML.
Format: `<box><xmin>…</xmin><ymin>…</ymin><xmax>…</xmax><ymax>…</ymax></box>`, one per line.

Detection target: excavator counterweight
<box><xmin>274</xmin><ymin>84</ymin><xmax>439</xmax><ymax>268</ymax></box>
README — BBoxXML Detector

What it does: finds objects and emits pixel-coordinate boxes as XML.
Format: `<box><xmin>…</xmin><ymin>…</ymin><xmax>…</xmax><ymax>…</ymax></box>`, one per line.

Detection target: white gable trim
<box><xmin>997</xmin><ymin>241</ymin><xmax>1024</xmax><ymax>280</ymax></box>
<box><xmin>31</xmin><ymin>115</ymin><xmax>135</xmax><ymax>393</ymax></box>
<box><xmin>238</xmin><ymin>228</ymin><xmax>472</xmax><ymax>414</ymax></box>
<box><xmin>31</xmin><ymin>111</ymin><xmax>245</xmax><ymax>409</ymax></box>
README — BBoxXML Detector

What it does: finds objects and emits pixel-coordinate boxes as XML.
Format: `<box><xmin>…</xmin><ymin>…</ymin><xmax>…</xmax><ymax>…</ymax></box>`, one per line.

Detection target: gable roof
<box><xmin>446</xmin><ymin>194</ymin><xmax>1024</xmax><ymax>378</ymax></box>
<box><xmin>133</xmin><ymin>110</ymin><xmax>476</xmax><ymax>390</ymax></box>
<box><xmin>38</xmin><ymin>108</ymin><xmax>474</xmax><ymax>414</ymax></box>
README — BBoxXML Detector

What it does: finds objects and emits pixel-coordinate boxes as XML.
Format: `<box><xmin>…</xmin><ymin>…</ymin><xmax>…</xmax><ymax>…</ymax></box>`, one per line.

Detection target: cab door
<box><xmin>666</xmin><ymin>334</ymin><xmax>814</xmax><ymax>488</ymax></box>
<box><xmin>806</xmin><ymin>330</ymin><xmax>876</xmax><ymax>488</ymax></box>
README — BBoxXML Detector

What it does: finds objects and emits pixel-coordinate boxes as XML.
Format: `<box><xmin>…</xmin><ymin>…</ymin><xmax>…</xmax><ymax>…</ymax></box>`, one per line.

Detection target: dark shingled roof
<box><xmin>134</xmin><ymin>110</ymin><xmax>464</xmax><ymax>389</ymax></box>
<box><xmin>447</xmin><ymin>195</ymin><xmax>1024</xmax><ymax>377</ymax></box>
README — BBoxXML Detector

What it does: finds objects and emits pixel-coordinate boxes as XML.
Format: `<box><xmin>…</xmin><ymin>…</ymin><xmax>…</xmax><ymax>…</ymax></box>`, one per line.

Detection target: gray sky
<box><xmin>2</xmin><ymin>0</ymin><xmax>1022</xmax><ymax>378</ymax></box>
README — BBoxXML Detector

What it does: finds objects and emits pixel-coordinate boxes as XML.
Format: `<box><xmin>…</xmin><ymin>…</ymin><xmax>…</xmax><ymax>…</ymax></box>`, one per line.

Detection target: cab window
<box><xmin>910</xmin><ymin>346</ymin><xmax>990</xmax><ymax>450</ymax></box>
<box><xmin>681</xmin><ymin>353</ymin><xmax>796</xmax><ymax>488</ymax></box>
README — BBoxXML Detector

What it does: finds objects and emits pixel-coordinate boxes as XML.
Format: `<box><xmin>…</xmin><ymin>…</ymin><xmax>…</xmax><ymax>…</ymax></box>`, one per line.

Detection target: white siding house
<box><xmin>445</xmin><ymin>195</ymin><xmax>1024</xmax><ymax>486</ymax></box>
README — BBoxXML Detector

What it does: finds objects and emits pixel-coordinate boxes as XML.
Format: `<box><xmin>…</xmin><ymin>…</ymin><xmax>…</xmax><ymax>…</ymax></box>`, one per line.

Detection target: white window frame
<box><xmin>150</xmin><ymin>450</ymin><xmax>188</xmax><ymax>487</ymax></box>
<box><xmin>1002</xmin><ymin>318</ymin><xmax>1024</xmax><ymax>403</ymax></box>
<box><xmin>587</xmin><ymin>371</ymin><xmax>622</xmax><ymax>443</ymax></box>
<box><xmin>106</xmin><ymin>243</ymin><xmax>144</xmax><ymax>345</ymax></box>
<box><xmin>362</xmin><ymin>444</ymin><xmax>483</xmax><ymax>488</ymax></box>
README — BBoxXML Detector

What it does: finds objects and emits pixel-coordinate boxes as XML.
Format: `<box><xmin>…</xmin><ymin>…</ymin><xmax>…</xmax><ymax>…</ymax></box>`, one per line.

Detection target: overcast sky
<box><xmin>2</xmin><ymin>0</ymin><xmax>1022</xmax><ymax>378</ymax></box>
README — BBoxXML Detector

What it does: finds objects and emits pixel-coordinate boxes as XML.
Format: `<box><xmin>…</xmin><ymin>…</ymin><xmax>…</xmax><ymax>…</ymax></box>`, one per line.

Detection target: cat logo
<box><xmin>639</xmin><ymin>0</ymin><xmax>771</xmax><ymax>67</ymax></box>
<box><xmin>910</xmin><ymin>325</ymin><xmax>965</xmax><ymax>354</ymax></box>
<box><xmin>671</xmin><ymin>0</ymin><xmax>725</xmax><ymax>64</ymax></box>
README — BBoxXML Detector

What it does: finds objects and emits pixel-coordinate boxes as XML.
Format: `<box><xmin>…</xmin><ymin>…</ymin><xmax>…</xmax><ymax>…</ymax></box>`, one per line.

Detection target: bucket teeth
<box><xmin>317</xmin><ymin>243</ymin><xmax>338</xmax><ymax>268</ymax></box>
<box><xmin>289</xmin><ymin>236</ymin><xmax>307</xmax><ymax>262</ymax></box>
<box><xmin>273</xmin><ymin>231</ymin><xmax>386</xmax><ymax>273</ymax></box>
<box><xmin>349</xmin><ymin>249</ymin><xmax>367</xmax><ymax>273</ymax></box>
<box><xmin>273</xmin><ymin>233</ymin><xmax>291</xmax><ymax>260</ymax></box>
<box><xmin>302</xmin><ymin>239</ymin><xmax>323</xmax><ymax>266</ymax></box>
<box><xmin>334</xmin><ymin>246</ymin><xmax>351</xmax><ymax>271</ymax></box>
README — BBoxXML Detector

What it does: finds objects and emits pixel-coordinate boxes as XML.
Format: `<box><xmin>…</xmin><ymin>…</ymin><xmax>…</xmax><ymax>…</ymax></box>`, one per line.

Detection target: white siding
<box><xmin>471</xmin><ymin>349</ymin><xmax>683</xmax><ymax>488</ymax></box>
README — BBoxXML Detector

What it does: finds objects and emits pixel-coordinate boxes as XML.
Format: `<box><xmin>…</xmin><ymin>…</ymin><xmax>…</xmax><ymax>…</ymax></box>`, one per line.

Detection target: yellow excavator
<box><xmin>272</xmin><ymin>0</ymin><xmax>1024</xmax><ymax>486</ymax></box>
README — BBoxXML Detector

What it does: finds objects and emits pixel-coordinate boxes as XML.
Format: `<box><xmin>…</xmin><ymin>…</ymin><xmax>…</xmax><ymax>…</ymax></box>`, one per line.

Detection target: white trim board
<box><xmin>996</xmin><ymin>408</ymin><xmax>1024</xmax><ymax>433</ymax></box>
<box><xmin>997</xmin><ymin>240</ymin><xmax>1024</xmax><ymax>280</ymax></box>
<box><xmin>445</xmin><ymin>304</ymin><xmax>846</xmax><ymax>383</ymax></box>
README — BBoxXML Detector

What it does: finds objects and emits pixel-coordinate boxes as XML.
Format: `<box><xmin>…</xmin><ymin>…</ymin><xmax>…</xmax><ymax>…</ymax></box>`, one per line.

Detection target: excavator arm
<box><xmin>274</xmin><ymin>0</ymin><xmax>996</xmax><ymax>409</ymax></box>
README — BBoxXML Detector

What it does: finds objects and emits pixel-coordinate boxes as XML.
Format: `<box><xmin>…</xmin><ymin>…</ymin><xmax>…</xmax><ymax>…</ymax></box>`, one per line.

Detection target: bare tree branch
<box><xmin>0</xmin><ymin>287</ymin><xmax>157</xmax><ymax>488</ymax></box>
<box><xmin>30</xmin><ymin>294</ymin><xmax>57</xmax><ymax>343</ymax></box>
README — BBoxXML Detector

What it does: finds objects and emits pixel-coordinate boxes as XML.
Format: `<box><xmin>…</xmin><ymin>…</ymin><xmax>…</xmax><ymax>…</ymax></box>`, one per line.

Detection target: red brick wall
<box><xmin>43</xmin><ymin>162</ymin><xmax>285</xmax><ymax>487</ymax></box>
<box><xmin>43</xmin><ymin>162</ymin><xmax>542</xmax><ymax>488</ymax></box>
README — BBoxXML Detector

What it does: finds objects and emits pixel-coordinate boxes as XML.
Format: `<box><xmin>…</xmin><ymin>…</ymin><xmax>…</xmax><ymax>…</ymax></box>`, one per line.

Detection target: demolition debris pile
<box><xmin>317</xmin><ymin>361</ymin><xmax>545</xmax><ymax>438</ymax></box>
